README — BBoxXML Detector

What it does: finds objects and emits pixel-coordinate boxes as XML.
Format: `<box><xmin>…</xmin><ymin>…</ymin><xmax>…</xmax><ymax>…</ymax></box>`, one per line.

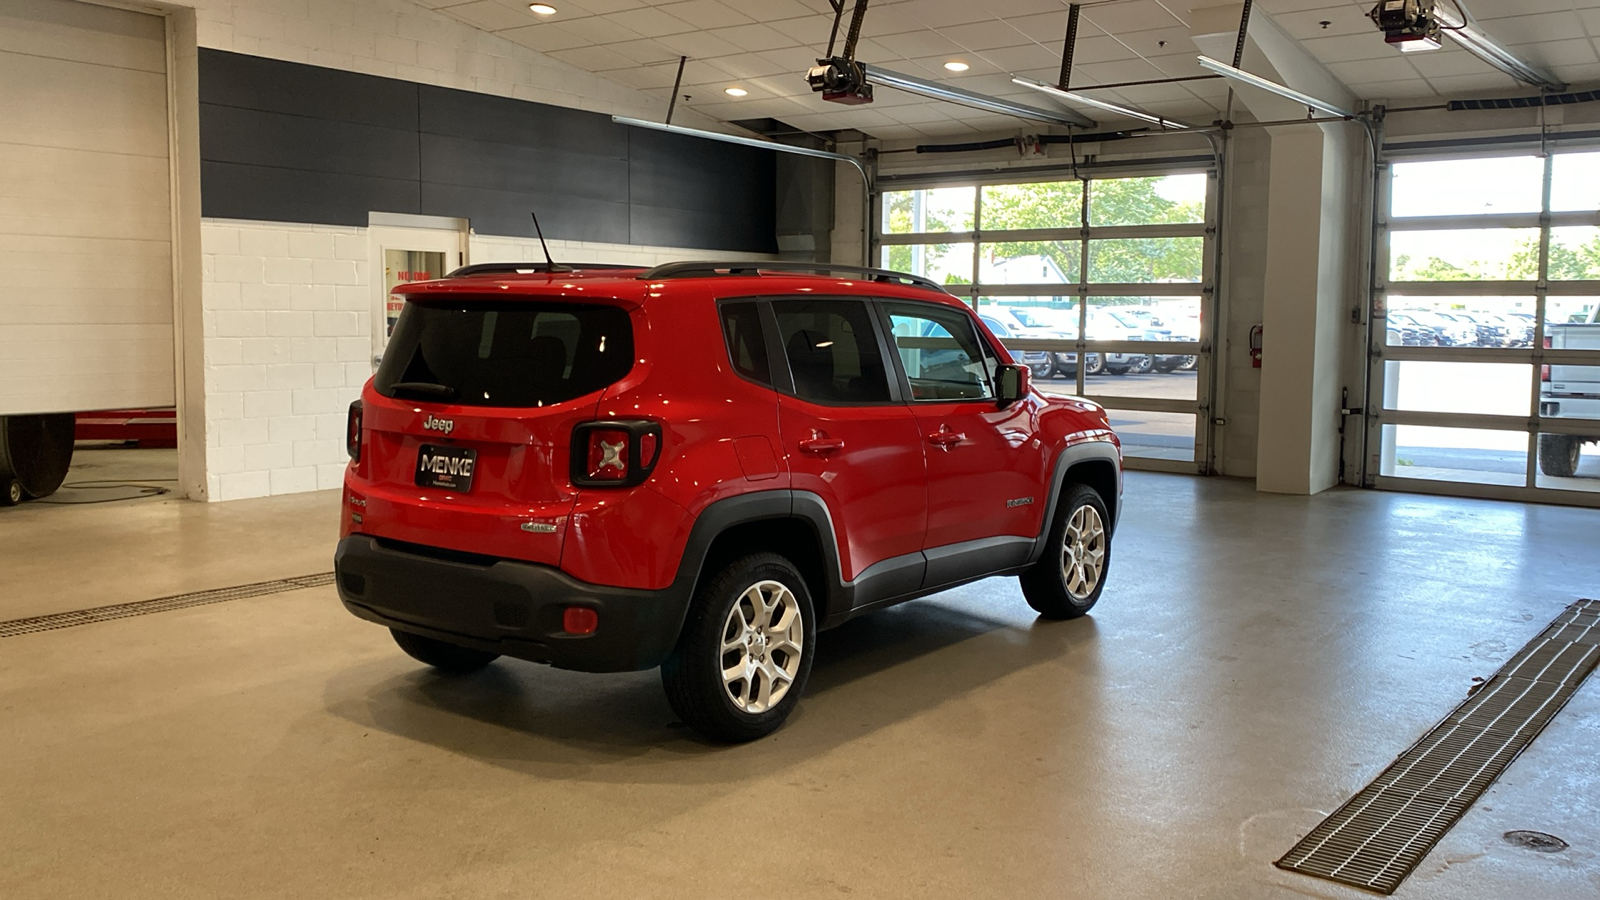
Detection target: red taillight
<box><xmin>571</xmin><ymin>420</ymin><xmax>663</xmax><ymax>488</ymax></box>
<box><xmin>1543</xmin><ymin>335</ymin><xmax>1552</xmax><ymax>382</ymax></box>
<box><xmin>585</xmin><ymin>427</ymin><xmax>632</xmax><ymax>482</ymax></box>
<box><xmin>563</xmin><ymin>606</ymin><xmax>599</xmax><ymax>635</ymax></box>
<box><xmin>346</xmin><ymin>400</ymin><xmax>363</xmax><ymax>461</ymax></box>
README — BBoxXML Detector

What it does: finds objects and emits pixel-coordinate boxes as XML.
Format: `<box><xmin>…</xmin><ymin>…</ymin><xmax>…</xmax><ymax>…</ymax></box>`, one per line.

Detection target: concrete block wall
<box><xmin>179</xmin><ymin>0</ymin><xmax>720</xmax><ymax>130</ymax></box>
<box><xmin>201</xmin><ymin>218</ymin><xmax>774</xmax><ymax>502</ymax></box>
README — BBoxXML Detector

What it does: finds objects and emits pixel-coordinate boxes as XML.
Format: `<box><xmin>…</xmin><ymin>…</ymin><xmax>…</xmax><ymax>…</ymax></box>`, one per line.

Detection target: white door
<box><xmin>368</xmin><ymin>218</ymin><xmax>468</xmax><ymax>371</ymax></box>
<box><xmin>0</xmin><ymin>0</ymin><xmax>173</xmax><ymax>415</ymax></box>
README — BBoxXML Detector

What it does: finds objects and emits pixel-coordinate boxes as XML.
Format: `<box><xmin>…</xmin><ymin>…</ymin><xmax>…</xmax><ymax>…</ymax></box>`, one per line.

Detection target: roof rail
<box><xmin>638</xmin><ymin>261</ymin><xmax>948</xmax><ymax>293</ymax></box>
<box><xmin>446</xmin><ymin>262</ymin><xmax>648</xmax><ymax>277</ymax></box>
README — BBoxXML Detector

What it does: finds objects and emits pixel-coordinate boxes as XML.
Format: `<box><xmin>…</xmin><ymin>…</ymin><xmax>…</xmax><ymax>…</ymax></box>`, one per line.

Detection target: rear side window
<box><xmin>720</xmin><ymin>301</ymin><xmax>771</xmax><ymax>386</ymax></box>
<box><xmin>772</xmin><ymin>299</ymin><xmax>891</xmax><ymax>404</ymax></box>
<box><xmin>376</xmin><ymin>301</ymin><xmax>633</xmax><ymax>407</ymax></box>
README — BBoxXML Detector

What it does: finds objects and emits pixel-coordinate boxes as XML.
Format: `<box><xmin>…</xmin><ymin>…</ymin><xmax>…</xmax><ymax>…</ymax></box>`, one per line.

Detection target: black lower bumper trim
<box><xmin>334</xmin><ymin>535</ymin><xmax>691</xmax><ymax>673</ymax></box>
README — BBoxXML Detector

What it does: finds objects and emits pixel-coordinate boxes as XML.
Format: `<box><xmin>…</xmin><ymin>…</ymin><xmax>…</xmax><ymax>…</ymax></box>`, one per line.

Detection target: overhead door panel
<box><xmin>0</xmin><ymin>0</ymin><xmax>173</xmax><ymax>416</ymax></box>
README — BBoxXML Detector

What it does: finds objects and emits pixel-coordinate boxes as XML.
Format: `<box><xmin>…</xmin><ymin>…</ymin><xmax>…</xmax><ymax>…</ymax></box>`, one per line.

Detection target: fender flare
<box><xmin>1027</xmin><ymin>437</ymin><xmax>1122</xmax><ymax>565</ymax></box>
<box><xmin>670</xmin><ymin>489</ymin><xmax>847</xmax><ymax>617</ymax></box>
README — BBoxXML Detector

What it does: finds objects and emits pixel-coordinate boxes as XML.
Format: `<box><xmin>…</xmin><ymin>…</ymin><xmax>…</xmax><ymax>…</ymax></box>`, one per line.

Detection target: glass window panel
<box><xmin>1389</xmin><ymin>229</ymin><xmax>1541</xmax><ymax>281</ymax></box>
<box><xmin>1102</xmin><ymin>409</ymin><xmax>1195</xmax><ymax>461</ymax></box>
<box><xmin>1089</xmin><ymin>174</ymin><xmax>1206</xmax><ymax>226</ymax></box>
<box><xmin>1384</xmin><ymin>296</ymin><xmax>1537</xmax><ymax>348</ymax></box>
<box><xmin>884</xmin><ymin>302</ymin><xmax>995</xmax><ymax>401</ymax></box>
<box><xmin>880</xmin><ymin>242</ymin><xmax>974</xmax><ymax>286</ymax></box>
<box><xmin>1546</xmin><ymin>227</ymin><xmax>1600</xmax><ymax>280</ymax></box>
<box><xmin>881</xmin><ymin>187</ymin><xmax>976</xmax><ymax>234</ymax></box>
<box><xmin>976</xmin><ymin>298</ymin><xmax>1078</xmax><ymax>383</ymax></box>
<box><xmin>980</xmin><ymin>181</ymin><xmax>1083</xmax><ymax>230</ymax></box>
<box><xmin>1534</xmin><ymin>429</ymin><xmax>1600</xmax><ymax>492</ymax></box>
<box><xmin>771</xmin><ymin>299</ymin><xmax>892</xmax><ymax>405</ymax></box>
<box><xmin>1549</xmin><ymin>297</ymin><xmax>1600</xmax><ymax>324</ymax></box>
<box><xmin>1391</xmin><ymin>157</ymin><xmax>1544</xmax><ymax>217</ymax></box>
<box><xmin>1382</xmin><ymin>361</ymin><xmax>1533</xmax><ymax>417</ymax></box>
<box><xmin>978</xmin><ymin>241</ymin><xmax>1080</xmax><ymax>284</ymax></box>
<box><xmin>1087</xmin><ymin>237</ymin><xmax>1203</xmax><ymax>283</ymax></box>
<box><xmin>1381</xmin><ymin>424</ymin><xmax>1527</xmax><ymax>487</ymax></box>
<box><xmin>1551</xmin><ymin>151</ymin><xmax>1600</xmax><ymax>213</ymax></box>
<box><xmin>1541</xmin><ymin>308</ymin><xmax>1600</xmax><ymax>421</ymax></box>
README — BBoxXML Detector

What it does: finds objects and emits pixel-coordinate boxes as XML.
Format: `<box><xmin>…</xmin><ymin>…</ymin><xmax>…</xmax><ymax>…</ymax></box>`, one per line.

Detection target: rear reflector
<box><xmin>563</xmin><ymin>607</ymin><xmax>599</xmax><ymax>635</ymax></box>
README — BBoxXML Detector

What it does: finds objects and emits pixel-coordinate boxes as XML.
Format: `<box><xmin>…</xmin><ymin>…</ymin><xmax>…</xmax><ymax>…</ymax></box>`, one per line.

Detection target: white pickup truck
<box><xmin>1540</xmin><ymin>305</ymin><xmax>1600</xmax><ymax>477</ymax></box>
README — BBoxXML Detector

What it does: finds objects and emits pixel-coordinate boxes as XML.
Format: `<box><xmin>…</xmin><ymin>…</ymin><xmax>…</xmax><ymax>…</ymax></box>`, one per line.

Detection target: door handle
<box><xmin>799</xmin><ymin>436</ymin><xmax>845</xmax><ymax>455</ymax></box>
<box><xmin>927</xmin><ymin>430</ymin><xmax>965</xmax><ymax>448</ymax></box>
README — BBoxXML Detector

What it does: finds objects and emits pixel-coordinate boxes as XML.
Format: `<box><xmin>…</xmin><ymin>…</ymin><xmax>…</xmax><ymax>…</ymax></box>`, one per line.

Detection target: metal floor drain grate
<box><xmin>1276</xmin><ymin>598</ymin><xmax>1600</xmax><ymax>895</ymax></box>
<box><xmin>0</xmin><ymin>573</ymin><xmax>335</xmax><ymax>638</ymax></box>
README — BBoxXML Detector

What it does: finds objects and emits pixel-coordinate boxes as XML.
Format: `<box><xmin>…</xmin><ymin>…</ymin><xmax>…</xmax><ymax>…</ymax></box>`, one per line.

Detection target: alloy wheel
<box><xmin>1059</xmin><ymin>504</ymin><xmax>1107</xmax><ymax>602</ymax></box>
<box><xmin>720</xmin><ymin>580</ymin><xmax>805</xmax><ymax>714</ymax></box>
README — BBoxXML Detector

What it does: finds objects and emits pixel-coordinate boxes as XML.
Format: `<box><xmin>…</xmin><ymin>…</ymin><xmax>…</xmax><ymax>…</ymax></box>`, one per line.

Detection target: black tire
<box><xmin>1539</xmin><ymin>433</ymin><xmax>1583</xmax><ymax>478</ymax></box>
<box><xmin>1153</xmin><ymin>359</ymin><xmax>1181</xmax><ymax>374</ymax></box>
<box><xmin>1177</xmin><ymin>355</ymin><xmax>1198</xmax><ymax>371</ymax></box>
<box><xmin>1130</xmin><ymin>355</ymin><xmax>1153</xmax><ymax>375</ymax></box>
<box><xmin>1106</xmin><ymin>366</ymin><xmax>1130</xmax><ymax>376</ymax></box>
<box><xmin>1020</xmin><ymin>483</ymin><xmax>1111</xmax><ymax>619</ymax></box>
<box><xmin>1</xmin><ymin>477</ymin><xmax>21</xmax><ymax>507</ymax></box>
<box><xmin>1084</xmin><ymin>353</ymin><xmax>1105</xmax><ymax>376</ymax></box>
<box><xmin>390</xmin><ymin>628</ymin><xmax>500</xmax><ymax>673</ymax></box>
<box><xmin>0</xmin><ymin>413</ymin><xmax>75</xmax><ymax>500</ymax></box>
<box><xmin>662</xmin><ymin>552</ymin><xmax>816</xmax><ymax>743</ymax></box>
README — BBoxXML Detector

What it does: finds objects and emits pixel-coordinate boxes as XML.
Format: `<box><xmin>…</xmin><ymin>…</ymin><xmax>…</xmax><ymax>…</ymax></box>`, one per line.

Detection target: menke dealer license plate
<box><xmin>416</xmin><ymin>444</ymin><xmax>477</xmax><ymax>492</ymax></box>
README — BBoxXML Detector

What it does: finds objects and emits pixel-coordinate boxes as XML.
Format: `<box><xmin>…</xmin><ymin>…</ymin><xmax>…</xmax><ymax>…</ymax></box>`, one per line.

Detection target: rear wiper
<box><xmin>388</xmin><ymin>381</ymin><xmax>457</xmax><ymax>399</ymax></box>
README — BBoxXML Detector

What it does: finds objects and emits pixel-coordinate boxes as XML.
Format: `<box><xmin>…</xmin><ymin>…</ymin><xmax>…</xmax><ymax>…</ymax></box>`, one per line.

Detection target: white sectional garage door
<box><xmin>0</xmin><ymin>0</ymin><xmax>173</xmax><ymax>416</ymax></box>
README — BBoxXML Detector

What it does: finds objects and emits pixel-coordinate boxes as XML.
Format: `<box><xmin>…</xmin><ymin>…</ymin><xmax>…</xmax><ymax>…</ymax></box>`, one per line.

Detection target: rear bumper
<box><xmin>334</xmin><ymin>535</ymin><xmax>692</xmax><ymax>672</ymax></box>
<box><xmin>1541</xmin><ymin>396</ymin><xmax>1600</xmax><ymax>420</ymax></box>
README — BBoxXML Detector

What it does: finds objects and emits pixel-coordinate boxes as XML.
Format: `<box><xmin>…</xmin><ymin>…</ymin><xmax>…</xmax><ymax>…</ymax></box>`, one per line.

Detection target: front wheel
<box><xmin>1539</xmin><ymin>433</ymin><xmax>1583</xmax><ymax>478</ymax></box>
<box><xmin>662</xmin><ymin>553</ymin><xmax>816</xmax><ymax>742</ymax></box>
<box><xmin>1084</xmin><ymin>353</ymin><xmax>1105</xmax><ymax>376</ymax></box>
<box><xmin>1020</xmin><ymin>483</ymin><xmax>1111</xmax><ymax>619</ymax></box>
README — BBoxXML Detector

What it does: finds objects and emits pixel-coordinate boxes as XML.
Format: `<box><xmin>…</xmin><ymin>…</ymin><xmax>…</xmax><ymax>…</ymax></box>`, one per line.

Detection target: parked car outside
<box><xmin>979</xmin><ymin>311</ymin><xmax>1056</xmax><ymax>380</ymax></box>
<box><xmin>1002</xmin><ymin>306</ymin><xmax>1096</xmax><ymax>377</ymax></box>
<box><xmin>1086</xmin><ymin>308</ymin><xmax>1156</xmax><ymax>376</ymax></box>
<box><xmin>335</xmin><ymin>261</ymin><xmax>1124</xmax><ymax>742</ymax></box>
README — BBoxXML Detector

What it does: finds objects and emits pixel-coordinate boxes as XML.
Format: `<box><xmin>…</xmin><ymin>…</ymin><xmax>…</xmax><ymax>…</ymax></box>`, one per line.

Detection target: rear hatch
<box><xmin>353</xmin><ymin>297</ymin><xmax>635</xmax><ymax>563</ymax></box>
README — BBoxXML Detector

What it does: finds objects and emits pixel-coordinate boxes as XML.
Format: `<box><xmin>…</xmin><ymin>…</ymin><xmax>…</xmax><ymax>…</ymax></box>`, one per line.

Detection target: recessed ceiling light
<box><xmin>943</xmin><ymin>61</ymin><xmax>969</xmax><ymax>72</ymax></box>
<box><xmin>528</xmin><ymin>3</ymin><xmax>556</xmax><ymax>14</ymax></box>
<box><xmin>724</xmin><ymin>86</ymin><xmax>748</xmax><ymax>97</ymax></box>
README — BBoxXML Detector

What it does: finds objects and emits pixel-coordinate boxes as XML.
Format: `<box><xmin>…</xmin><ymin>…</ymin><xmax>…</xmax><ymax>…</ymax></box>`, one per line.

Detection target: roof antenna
<box><xmin>531</xmin><ymin>211</ymin><xmax>571</xmax><ymax>273</ymax></box>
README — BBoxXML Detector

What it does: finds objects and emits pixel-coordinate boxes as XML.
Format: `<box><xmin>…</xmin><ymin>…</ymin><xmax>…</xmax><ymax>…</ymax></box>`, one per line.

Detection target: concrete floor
<box><xmin>1</xmin><ymin>473</ymin><xmax>1597</xmax><ymax>899</ymax></box>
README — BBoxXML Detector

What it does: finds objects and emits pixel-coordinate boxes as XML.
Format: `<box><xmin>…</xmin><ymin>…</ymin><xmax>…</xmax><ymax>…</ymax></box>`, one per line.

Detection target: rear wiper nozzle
<box><xmin>389</xmin><ymin>381</ymin><xmax>457</xmax><ymax>399</ymax></box>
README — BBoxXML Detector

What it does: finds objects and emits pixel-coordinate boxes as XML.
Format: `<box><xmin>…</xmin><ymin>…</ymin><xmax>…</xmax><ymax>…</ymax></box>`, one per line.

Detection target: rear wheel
<box><xmin>1084</xmin><ymin>353</ymin><xmax>1105</xmax><ymax>376</ymax></box>
<box><xmin>1130</xmin><ymin>355</ymin><xmax>1153</xmax><ymax>375</ymax></box>
<box><xmin>1539</xmin><ymin>433</ymin><xmax>1583</xmax><ymax>478</ymax></box>
<box><xmin>1153</xmin><ymin>359</ymin><xmax>1181</xmax><ymax>374</ymax></box>
<box><xmin>1020</xmin><ymin>483</ymin><xmax>1111</xmax><ymax>619</ymax></box>
<box><xmin>1</xmin><ymin>477</ymin><xmax>21</xmax><ymax>507</ymax></box>
<box><xmin>390</xmin><ymin>628</ymin><xmax>500</xmax><ymax>673</ymax></box>
<box><xmin>662</xmin><ymin>553</ymin><xmax>815</xmax><ymax>742</ymax></box>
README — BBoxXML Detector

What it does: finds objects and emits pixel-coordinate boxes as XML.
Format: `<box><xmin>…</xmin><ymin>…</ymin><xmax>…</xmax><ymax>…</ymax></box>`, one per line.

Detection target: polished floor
<box><xmin>1</xmin><ymin>474</ymin><xmax>1597</xmax><ymax>899</ymax></box>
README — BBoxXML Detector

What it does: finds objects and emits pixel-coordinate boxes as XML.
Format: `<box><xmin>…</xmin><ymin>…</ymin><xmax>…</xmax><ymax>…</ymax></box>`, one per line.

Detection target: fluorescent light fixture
<box><xmin>1196</xmin><ymin>55</ymin><xmax>1355</xmax><ymax>118</ymax></box>
<box><xmin>527</xmin><ymin>3</ymin><xmax>556</xmax><ymax>14</ymax></box>
<box><xmin>862</xmin><ymin>64</ymin><xmax>1096</xmax><ymax>128</ymax></box>
<box><xmin>1433</xmin><ymin>3</ymin><xmax>1563</xmax><ymax>89</ymax></box>
<box><xmin>1398</xmin><ymin>34</ymin><xmax>1441</xmax><ymax>52</ymax></box>
<box><xmin>943</xmin><ymin>61</ymin><xmax>969</xmax><ymax>72</ymax></box>
<box><xmin>724</xmin><ymin>87</ymin><xmax>748</xmax><ymax>97</ymax></box>
<box><xmin>1011</xmin><ymin>77</ymin><xmax>1190</xmax><ymax>129</ymax></box>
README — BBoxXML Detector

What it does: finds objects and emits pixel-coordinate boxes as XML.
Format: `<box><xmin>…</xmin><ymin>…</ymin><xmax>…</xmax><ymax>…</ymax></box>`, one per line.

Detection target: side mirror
<box><xmin>997</xmin><ymin>363</ymin><xmax>1030</xmax><ymax>405</ymax></box>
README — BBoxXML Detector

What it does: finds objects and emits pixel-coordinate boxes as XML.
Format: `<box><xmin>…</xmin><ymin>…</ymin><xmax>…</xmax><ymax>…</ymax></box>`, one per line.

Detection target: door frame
<box><xmin>367</xmin><ymin>213</ymin><xmax>469</xmax><ymax>372</ymax></box>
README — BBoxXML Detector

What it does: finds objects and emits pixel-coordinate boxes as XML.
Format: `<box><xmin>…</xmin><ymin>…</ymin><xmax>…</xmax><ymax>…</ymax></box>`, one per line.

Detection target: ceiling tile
<box><xmin>548</xmin><ymin>43</ymin><xmax>640</xmax><ymax>69</ymax></box>
<box><xmin>941</xmin><ymin>19</ymin><xmax>1033</xmax><ymax>52</ymax></box>
<box><xmin>976</xmin><ymin>43</ymin><xmax>1066</xmax><ymax>73</ymax></box>
<box><xmin>604</xmin><ymin>37</ymin><xmax>683</xmax><ymax>64</ymax></box>
<box><xmin>1404</xmin><ymin>45</ymin><xmax>1503</xmax><ymax>79</ymax></box>
<box><xmin>1394</xmin><ymin>72</ymin><xmax>1521</xmax><ymax>96</ymax></box>
<box><xmin>559</xmin><ymin>14</ymin><xmax>645</xmax><ymax>42</ymax></box>
<box><xmin>1300</xmin><ymin>32</ymin><xmax>1404</xmax><ymax>64</ymax></box>
<box><xmin>1466</xmin><ymin>11</ymin><xmax>1584</xmax><ymax>47</ymax></box>
<box><xmin>1325</xmin><ymin>55</ymin><xmax>1419</xmax><ymax>84</ymax></box>
<box><xmin>654</xmin><ymin>28</ymin><xmax>746</xmax><ymax>57</ymax></box>
<box><xmin>885</xmin><ymin>0</ymin><xmax>999</xmax><ymax>30</ymax></box>
<box><xmin>603</xmin><ymin>62</ymin><xmax>684</xmax><ymax>89</ymax></box>
<box><xmin>1080</xmin><ymin>0</ymin><xmax>1186</xmax><ymax>35</ymax></box>
<box><xmin>1272</xmin><ymin>5</ymin><xmax>1374</xmax><ymax>40</ymax></box>
<box><xmin>602</xmin><ymin>5</ymin><xmax>699</xmax><ymax>36</ymax></box>
<box><xmin>874</xmin><ymin>28</ymin><xmax>968</xmax><ymax>59</ymax></box>
<box><xmin>652</xmin><ymin>0</ymin><xmax>755</xmax><ymax>28</ymax></box>
<box><xmin>496</xmin><ymin>22</ymin><xmax>593</xmax><ymax>51</ymax></box>
<box><xmin>700</xmin><ymin>51</ymin><xmax>792</xmax><ymax>79</ymax></box>
<box><xmin>1507</xmin><ymin>38</ymin><xmax>1600</xmax><ymax>69</ymax></box>
<box><xmin>708</xmin><ymin>22</ymin><xmax>807</xmax><ymax>52</ymax></box>
<box><xmin>443</xmin><ymin>0</ymin><xmax>547</xmax><ymax>32</ymax></box>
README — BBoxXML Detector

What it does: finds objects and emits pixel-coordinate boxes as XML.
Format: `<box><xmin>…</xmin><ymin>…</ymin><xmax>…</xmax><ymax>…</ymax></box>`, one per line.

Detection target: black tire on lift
<box><xmin>0</xmin><ymin>413</ymin><xmax>77</xmax><ymax>501</ymax></box>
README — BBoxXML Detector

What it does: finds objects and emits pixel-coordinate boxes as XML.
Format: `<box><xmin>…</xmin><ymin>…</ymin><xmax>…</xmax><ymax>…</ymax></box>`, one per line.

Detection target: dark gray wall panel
<box><xmin>420</xmin><ymin>183</ymin><xmax>629</xmax><ymax>244</ymax></box>
<box><xmin>199</xmin><ymin>49</ymin><xmax>776</xmax><ymax>253</ymax></box>
<box><xmin>201</xmin><ymin>161</ymin><xmax>420</xmax><ymax>226</ymax></box>
<box><xmin>201</xmin><ymin>104</ymin><xmax>419</xmax><ymax>181</ymax></box>
<box><xmin>418</xmin><ymin>135</ymin><xmax>628</xmax><ymax>202</ymax></box>
<box><xmin>198</xmin><ymin>49</ymin><xmax>417</xmax><ymax>129</ymax></box>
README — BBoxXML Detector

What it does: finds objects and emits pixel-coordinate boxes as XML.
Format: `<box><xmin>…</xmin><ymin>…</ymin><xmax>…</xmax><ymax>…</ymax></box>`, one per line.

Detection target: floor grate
<box><xmin>1275</xmin><ymin>598</ymin><xmax>1600</xmax><ymax>894</ymax></box>
<box><xmin>0</xmin><ymin>573</ymin><xmax>335</xmax><ymax>638</ymax></box>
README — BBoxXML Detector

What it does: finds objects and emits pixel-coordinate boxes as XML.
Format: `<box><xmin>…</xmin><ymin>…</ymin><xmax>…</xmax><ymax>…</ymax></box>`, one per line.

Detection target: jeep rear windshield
<box><xmin>375</xmin><ymin>300</ymin><xmax>633</xmax><ymax>407</ymax></box>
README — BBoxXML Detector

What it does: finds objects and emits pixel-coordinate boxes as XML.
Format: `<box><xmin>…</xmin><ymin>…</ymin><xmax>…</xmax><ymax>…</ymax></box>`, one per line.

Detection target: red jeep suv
<box><xmin>335</xmin><ymin>261</ymin><xmax>1122</xmax><ymax>741</ymax></box>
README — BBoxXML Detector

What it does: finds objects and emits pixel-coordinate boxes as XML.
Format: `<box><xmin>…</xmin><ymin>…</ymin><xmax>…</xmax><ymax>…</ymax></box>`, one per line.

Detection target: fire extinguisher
<box><xmin>1249</xmin><ymin>324</ymin><xmax>1263</xmax><ymax>368</ymax></box>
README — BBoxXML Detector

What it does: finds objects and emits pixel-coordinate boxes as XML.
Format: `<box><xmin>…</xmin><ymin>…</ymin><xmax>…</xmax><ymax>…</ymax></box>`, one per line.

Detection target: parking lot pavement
<box><xmin>1037</xmin><ymin>370</ymin><xmax>1197</xmax><ymax>401</ymax></box>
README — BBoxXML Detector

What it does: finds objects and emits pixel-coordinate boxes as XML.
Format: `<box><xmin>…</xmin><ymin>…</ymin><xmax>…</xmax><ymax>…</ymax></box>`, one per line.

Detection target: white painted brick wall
<box><xmin>202</xmin><ymin>218</ymin><xmax>774</xmax><ymax>501</ymax></box>
<box><xmin>178</xmin><ymin>0</ymin><xmax>721</xmax><ymax>131</ymax></box>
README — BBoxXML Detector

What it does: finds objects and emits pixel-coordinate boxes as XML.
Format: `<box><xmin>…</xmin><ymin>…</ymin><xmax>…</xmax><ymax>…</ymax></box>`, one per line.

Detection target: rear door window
<box><xmin>376</xmin><ymin>301</ymin><xmax>633</xmax><ymax>407</ymax></box>
<box><xmin>772</xmin><ymin>299</ymin><xmax>892</xmax><ymax>404</ymax></box>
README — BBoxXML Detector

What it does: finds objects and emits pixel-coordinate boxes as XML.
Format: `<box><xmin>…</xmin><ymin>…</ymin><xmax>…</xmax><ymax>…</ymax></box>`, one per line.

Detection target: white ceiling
<box><xmin>413</xmin><ymin>0</ymin><xmax>1600</xmax><ymax>139</ymax></box>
